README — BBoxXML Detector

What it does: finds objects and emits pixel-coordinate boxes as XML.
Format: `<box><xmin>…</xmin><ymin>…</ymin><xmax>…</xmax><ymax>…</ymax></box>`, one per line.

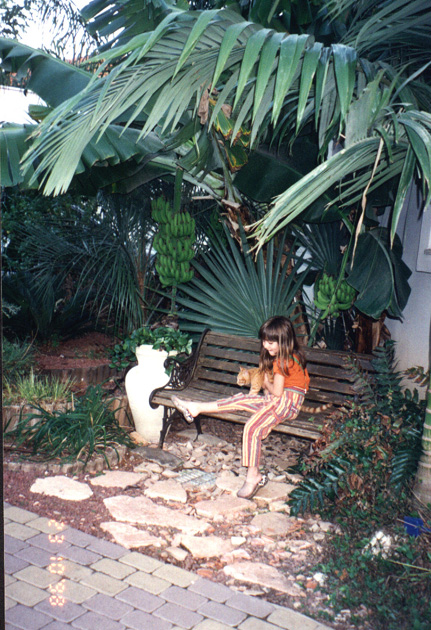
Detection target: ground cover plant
<box><xmin>288</xmin><ymin>341</ymin><xmax>431</xmax><ymax>628</ymax></box>
<box><xmin>4</xmin><ymin>384</ymin><xmax>135</xmax><ymax>466</ymax></box>
<box><xmin>313</xmin><ymin>513</ymin><xmax>431</xmax><ymax>630</ymax></box>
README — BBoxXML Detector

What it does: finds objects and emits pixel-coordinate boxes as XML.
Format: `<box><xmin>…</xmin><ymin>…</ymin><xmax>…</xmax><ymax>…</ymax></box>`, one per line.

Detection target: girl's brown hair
<box><xmin>258</xmin><ymin>316</ymin><xmax>306</xmax><ymax>376</ymax></box>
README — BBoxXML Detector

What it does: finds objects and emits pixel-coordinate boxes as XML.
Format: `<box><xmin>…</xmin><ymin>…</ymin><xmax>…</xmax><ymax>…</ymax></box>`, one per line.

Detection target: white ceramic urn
<box><xmin>125</xmin><ymin>344</ymin><xmax>171</xmax><ymax>443</ymax></box>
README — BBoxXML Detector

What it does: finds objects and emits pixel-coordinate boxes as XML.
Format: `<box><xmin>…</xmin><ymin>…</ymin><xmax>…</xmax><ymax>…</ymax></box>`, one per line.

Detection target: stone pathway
<box><xmin>19</xmin><ymin>426</ymin><xmax>339</xmax><ymax>614</ymax></box>
<box><xmin>4</xmin><ymin>502</ymin><xmax>335</xmax><ymax>630</ymax></box>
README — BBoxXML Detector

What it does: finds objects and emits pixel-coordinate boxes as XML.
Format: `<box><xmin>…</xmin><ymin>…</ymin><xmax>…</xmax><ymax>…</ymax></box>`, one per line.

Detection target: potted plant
<box><xmin>110</xmin><ymin>326</ymin><xmax>192</xmax><ymax>443</ymax></box>
<box><xmin>109</xmin><ymin>326</ymin><xmax>192</xmax><ymax>372</ymax></box>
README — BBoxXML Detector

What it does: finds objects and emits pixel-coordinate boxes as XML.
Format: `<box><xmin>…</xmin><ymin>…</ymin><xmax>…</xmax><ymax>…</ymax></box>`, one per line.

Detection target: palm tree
<box><xmin>12</xmin><ymin>0</ymin><xmax>429</xmax><ymax>244</ymax></box>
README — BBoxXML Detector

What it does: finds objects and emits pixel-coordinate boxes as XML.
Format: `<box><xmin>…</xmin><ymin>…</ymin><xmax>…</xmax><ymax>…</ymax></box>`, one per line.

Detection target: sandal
<box><xmin>171</xmin><ymin>395</ymin><xmax>195</xmax><ymax>424</ymax></box>
<box><xmin>237</xmin><ymin>474</ymin><xmax>268</xmax><ymax>500</ymax></box>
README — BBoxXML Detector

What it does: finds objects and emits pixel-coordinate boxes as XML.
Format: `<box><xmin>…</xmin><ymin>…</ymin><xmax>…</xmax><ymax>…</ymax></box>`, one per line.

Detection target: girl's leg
<box><xmin>172</xmin><ymin>392</ymin><xmax>265</xmax><ymax>419</ymax></box>
<box><xmin>238</xmin><ymin>390</ymin><xmax>304</xmax><ymax>497</ymax></box>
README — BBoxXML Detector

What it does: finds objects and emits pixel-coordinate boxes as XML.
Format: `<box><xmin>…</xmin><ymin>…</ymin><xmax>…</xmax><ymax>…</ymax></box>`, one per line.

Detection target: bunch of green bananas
<box><xmin>314</xmin><ymin>272</ymin><xmax>356</xmax><ymax>318</ymax></box>
<box><xmin>151</xmin><ymin>197</ymin><xmax>195</xmax><ymax>287</ymax></box>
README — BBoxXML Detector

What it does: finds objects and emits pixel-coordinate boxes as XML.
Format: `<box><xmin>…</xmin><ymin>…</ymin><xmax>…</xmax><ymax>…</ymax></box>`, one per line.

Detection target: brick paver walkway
<box><xmin>4</xmin><ymin>503</ymin><xmax>333</xmax><ymax>630</ymax></box>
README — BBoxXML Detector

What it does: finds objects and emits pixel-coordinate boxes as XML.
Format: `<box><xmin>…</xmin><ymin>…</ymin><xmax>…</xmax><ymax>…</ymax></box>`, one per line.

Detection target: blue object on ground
<box><xmin>403</xmin><ymin>516</ymin><xmax>431</xmax><ymax>537</ymax></box>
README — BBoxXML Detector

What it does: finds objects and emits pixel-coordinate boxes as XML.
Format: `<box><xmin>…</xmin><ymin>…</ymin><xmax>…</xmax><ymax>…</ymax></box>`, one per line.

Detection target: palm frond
<box><xmin>19</xmin><ymin>8</ymin><xmax>369</xmax><ymax>195</ymax></box>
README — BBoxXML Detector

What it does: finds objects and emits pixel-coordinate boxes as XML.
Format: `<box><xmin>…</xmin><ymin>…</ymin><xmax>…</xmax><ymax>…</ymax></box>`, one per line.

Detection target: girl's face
<box><xmin>262</xmin><ymin>338</ymin><xmax>279</xmax><ymax>356</ymax></box>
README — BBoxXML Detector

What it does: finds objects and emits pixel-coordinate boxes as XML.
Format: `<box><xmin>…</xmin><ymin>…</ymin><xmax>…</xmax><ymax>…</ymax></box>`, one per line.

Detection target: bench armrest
<box><xmin>149</xmin><ymin>351</ymin><xmax>198</xmax><ymax>407</ymax></box>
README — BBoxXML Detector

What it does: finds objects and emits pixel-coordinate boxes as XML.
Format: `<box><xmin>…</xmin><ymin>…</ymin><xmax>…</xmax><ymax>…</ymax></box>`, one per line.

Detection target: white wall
<box><xmin>385</xmin><ymin>187</ymin><xmax>431</xmax><ymax>374</ymax></box>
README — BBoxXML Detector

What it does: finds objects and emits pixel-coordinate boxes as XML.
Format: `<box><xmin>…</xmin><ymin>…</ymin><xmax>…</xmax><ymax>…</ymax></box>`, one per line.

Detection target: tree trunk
<box><xmin>413</xmin><ymin>373</ymin><xmax>431</xmax><ymax>506</ymax></box>
<box><xmin>355</xmin><ymin>312</ymin><xmax>390</xmax><ymax>354</ymax></box>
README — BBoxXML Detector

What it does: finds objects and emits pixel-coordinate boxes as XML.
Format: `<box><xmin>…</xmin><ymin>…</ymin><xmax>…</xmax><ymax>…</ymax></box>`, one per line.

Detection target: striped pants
<box><xmin>215</xmin><ymin>387</ymin><xmax>306</xmax><ymax>468</ymax></box>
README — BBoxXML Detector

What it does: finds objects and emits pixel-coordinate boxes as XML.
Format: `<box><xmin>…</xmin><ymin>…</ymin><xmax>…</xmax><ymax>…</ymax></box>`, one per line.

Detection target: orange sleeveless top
<box><xmin>273</xmin><ymin>355</ymin><xmax>310</xmax><ymax>391</ymax></box>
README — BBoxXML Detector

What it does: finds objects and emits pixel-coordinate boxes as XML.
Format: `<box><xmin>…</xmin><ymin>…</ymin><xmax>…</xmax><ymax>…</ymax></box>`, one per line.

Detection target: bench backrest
<box><xmin>191</xmin><ymin>330</ymin><xmax>374</xmax><ymax>408</ymax></box>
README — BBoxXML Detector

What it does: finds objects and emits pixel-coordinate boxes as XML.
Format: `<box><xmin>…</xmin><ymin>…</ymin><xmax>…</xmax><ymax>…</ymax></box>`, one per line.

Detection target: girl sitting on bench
<box><xmin>172</xmin><ymin>316</ymin><xmax>310</xmax><ymax>500</ymax></box>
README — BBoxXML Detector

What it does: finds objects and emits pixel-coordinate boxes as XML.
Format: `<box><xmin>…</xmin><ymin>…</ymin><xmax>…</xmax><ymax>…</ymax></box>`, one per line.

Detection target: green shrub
<box><xmin>288</xmin><ymin>341</ymin><xmax>425</xmax><ymax>516</ymax></box>
<box><xmin>4</xmin><ymin>384</ymin><xmax>134</xmax><ymax>466</ymax></box>
<box><xmin>2</xmin><ymin>338</ymin><xmax>34</xmax><ymax>380</ymax></box>
<box><xmin>313</xmin><ymin>521</ymin><xmax>431</xmax><ymax>630</ymax></box>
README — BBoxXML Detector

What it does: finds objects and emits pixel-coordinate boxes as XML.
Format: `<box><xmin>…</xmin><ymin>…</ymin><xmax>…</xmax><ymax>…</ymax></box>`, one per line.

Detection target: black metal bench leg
<box><xmin>158</xmin><ymin>408</ymin><xmax>176</xmax><ymax>449</ymax></box>
<box><xmin>194</xmin><ymin>416</ymin><xmax>202</xmax><ymax>441</ymax></box>
<box><xmin>158</xmin><ymin>408</ymin><xmax>203</xmax><ymax>448</ymax></box>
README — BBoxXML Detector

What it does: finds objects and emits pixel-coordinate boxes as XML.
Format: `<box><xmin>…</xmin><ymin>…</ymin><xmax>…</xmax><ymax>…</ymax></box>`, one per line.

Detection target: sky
<box><xmin>1</xmin><ymin>0</ymin><xmax>91</xmax><ymax>124</ymax></box>
<box><xmin>21</xmin><ymin>0</ymin><xmax>89</xmax><ymax>50</ymax></box>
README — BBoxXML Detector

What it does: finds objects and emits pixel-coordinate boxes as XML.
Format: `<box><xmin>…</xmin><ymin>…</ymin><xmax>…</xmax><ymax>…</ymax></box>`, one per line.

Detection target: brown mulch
<box><xmin>35</xmin><ymin>332</ymin><xmax>118</xmax><ymax>370</ymax></box>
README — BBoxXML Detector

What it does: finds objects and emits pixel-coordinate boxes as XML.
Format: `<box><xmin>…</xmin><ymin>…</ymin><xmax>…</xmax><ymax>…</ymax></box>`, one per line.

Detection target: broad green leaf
<box><xmin>347</xmin><ymin>230</ymin><xmax>394</xmax><ymax>319</ymax></box>
<box><xmin>331</xmin><ymin>44</ymin><xmax>357</xmax><ymax>122</ymax></box>
<box><xmin>314</xmin><ymin>48</ymin><xmax>331</xmax><ymax>129</ymax></box>
<box><xmin>174</xmin><ymin>10</ymin><xmax>219</xmax><ymax>76</ymax></box>
<box><xmin>252</xmin><ymin>32</ymin><xmax>283</xmax><ymax>122</ymax></box>
<box><xmin>0</xmin><ymin>39</ymin><xmax>91</xmax><ymax>107</ymax></box>
<box><xmin>211</xmin><ymin>21</ymin><xmax>251</xmax><ymax>89</ymax></box>
<box><xmin>391</xmin><ymin>146</ymin><xmax>416</xmax><ymax>245</ymax></box>
<box><xmin>233</xmin><ymin>28</ymin><xmax>269</xmax><ymax>112</ymax></box>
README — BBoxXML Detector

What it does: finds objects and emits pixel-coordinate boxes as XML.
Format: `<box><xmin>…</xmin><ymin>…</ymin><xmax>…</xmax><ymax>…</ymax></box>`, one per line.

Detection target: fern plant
<box><xmin>288</xmin><ymin>341</ymin><xmax>425</xmax><ymax>516</ymax></box>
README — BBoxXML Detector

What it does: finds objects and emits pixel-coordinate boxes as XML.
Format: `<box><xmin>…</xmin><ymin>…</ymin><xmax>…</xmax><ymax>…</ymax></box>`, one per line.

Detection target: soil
<box><xmin>3</xmin><ymin>331</ymin><xmax>360</xmax><ymax>630</ymax></box>
<box><xmin>35</xmin><ymin>331</ymin><xmax>118</xmax><ymax>370</ymax></box>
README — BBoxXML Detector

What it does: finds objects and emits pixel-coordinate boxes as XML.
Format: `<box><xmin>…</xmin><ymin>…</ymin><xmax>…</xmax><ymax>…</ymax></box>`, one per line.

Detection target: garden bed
<box><xmin>35</xmin><ymin>331</ymin><xmax>120</xmax><ymax>386</ymax></box>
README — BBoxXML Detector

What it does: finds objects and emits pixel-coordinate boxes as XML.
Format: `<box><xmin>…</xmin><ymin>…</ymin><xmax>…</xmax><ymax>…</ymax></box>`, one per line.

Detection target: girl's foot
<box><xmin>171</xmin><ymin>396</ymin><xmax>198</xmax><ymax>423</ymax></box>
<box><xmin>237</xmin><ymin>474</ymin><xmax>268</xmax><ymax>500</ymax></box>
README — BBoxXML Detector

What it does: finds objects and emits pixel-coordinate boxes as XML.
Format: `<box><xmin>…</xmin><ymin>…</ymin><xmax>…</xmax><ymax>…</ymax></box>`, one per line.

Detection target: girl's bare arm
<box><xmin>263</xmin><ymin>372</ymin><xmax>284</xmax><ymax>397</ymax></box>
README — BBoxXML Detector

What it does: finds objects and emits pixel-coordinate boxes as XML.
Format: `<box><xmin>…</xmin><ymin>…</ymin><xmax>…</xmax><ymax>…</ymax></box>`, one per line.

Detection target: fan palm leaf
<box><xmin>176</xmin><ymin>223</ymin><xmax>310</xmax><ymax>337</ymax></box>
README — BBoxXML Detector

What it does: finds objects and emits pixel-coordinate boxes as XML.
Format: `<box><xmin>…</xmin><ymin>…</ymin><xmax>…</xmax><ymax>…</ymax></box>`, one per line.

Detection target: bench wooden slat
<box><xmin>204</xmin><ymin>332</ymin><xmax>260</xmax><ymax>351</ymax></box>
<box><xmin>149</xmin><ymin>328</ymin><xmax>374</xmax><ymax>447</ymax></box>
<box><xmin>199</xmin><ymin>347</ymin><xmax>260</xmax><ymax>365</ymax></box>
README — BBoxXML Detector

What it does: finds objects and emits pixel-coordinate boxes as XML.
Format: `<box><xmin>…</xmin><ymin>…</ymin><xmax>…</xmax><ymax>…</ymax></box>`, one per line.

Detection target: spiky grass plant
<box><xmin>3</xmin><ymin>369</ymin><xmax>74</xmax><ymax>405</ymax></box>
<box><xmin>4</xmin><ymin>384</ymin><xmax>134</xmax><ymax>466</ymax></box>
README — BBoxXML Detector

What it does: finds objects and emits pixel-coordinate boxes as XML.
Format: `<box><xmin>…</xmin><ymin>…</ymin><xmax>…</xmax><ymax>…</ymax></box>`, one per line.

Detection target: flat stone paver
<box><xmin>133</xmin><ymin>445</ymin><xmax>183</xmax><ymax>467</ymax></box>
<box><xmin>30</xmin><ymin>476</ymin><xmax>93</xmax><ymax>501</ymax></box>
<box><xmin>250</xmin><ymin>512</ymin><xmax>294</xmax><ymax>537</ymax></box>
<box><xmin>104</xmin><ymin>495</ymin><xmax>211</xmax><ymax>534</ymax></box>
<box><xmin>145</xmin><ymin>479</ymin><xmax>188</xmax><ymax>503</ymax></box>
<box><xmin>179</xmin><ymin>534</ymin><xmax>234</xmax><ymax>558</ymax></box>
<box><xmin>223</xmin><ymin>562</ymin><xmax>301</xmax><ymax>596</ymax></box>
<box><xmin>253</xmin><ymin>481</ymin><xmax>296</xmax><ymax>504</ymax></box>
<box><xmin>89</xmin><ymin>471</ymin><xmax>145</xmax><ymax>489</ymax></box>
<box><xmin>101</xmin><ymin>521</ymin><xmax>167</xmax><ymax>549</ymax></box>
<box><xmin>194</xmin><ymin>496</ymin><xmax>255</xmax><ymax>520</ymax></box>
<box><xmin>4</xmin><ymin>503</ymin><xmax>334</xmax><ymax>630</ymax></box>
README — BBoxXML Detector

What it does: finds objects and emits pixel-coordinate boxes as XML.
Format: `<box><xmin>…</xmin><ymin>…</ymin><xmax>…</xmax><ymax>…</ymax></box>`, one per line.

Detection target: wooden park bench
<box><xmin>150</xmin><ymin>329</ymin><xmax>375</xmax><ymax>449</ymax></box>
